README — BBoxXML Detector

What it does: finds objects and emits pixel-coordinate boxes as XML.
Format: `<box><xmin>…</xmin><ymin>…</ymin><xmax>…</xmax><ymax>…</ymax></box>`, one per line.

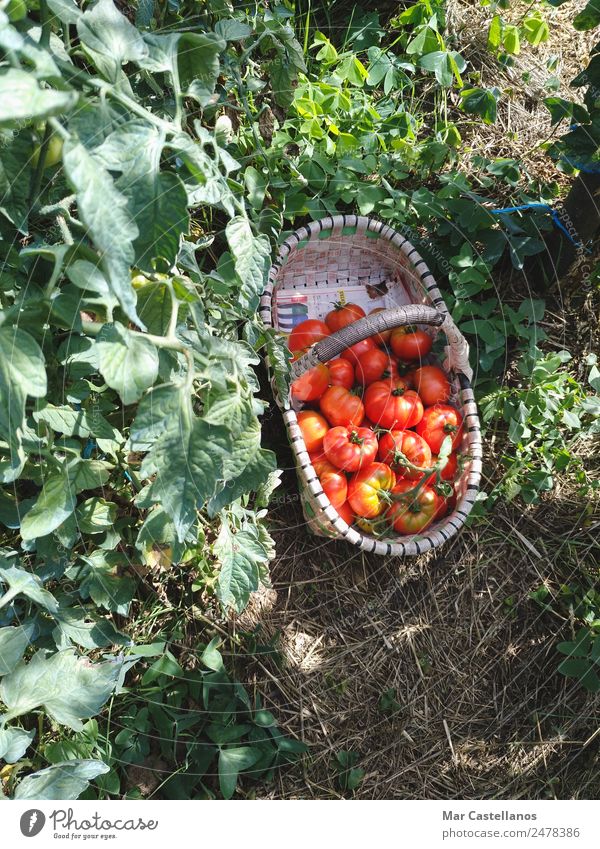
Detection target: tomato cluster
<box><xmin>290</xmin><ymin>304</ymin><xmax>464</xmax><ymax>537</ymax></box>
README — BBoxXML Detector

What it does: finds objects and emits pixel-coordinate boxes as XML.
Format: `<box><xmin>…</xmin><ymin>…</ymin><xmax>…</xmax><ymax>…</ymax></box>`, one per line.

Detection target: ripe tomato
<box><xmin>297</xmin><ymin>410</ymin><xmax>329</xmax><ymax>454</ymax></box>
<box><xmin>432</xmin><ymin>487</ymin><xmax>457</xmax><ymax>521</ymax></box>
<box><xmin>291</xmin><ymin>363</ymin><xmax>330</xmax><ymax>402</ymax></box>
<box><xmin>340</xmin><ymin>337</ymin><xmax>377</xmax><ymax>366</ymax></box>
<box><xmin>348</xmin><ymin>462</ymin><xmax>396</xmax><ymax>519</ymax></box>
<box><xmin>416</xmin><ymin>404</ymin><xmax>463</xmax><ymax>454</ymax></box>
<box><xmin>364</xmin><ymin>379</ymin><xmax>423</xmax><ymax>430</ymax></box>
<box><xmin>386</xmin><ymin>480</ymin><xmax>440</xmax><ymax>534</ymax></box>
<box><xmin>311</xmin><ymin>456</ymin><xmax>348</xmax><ymax>509</ymax></box>
<box><xmin>368</xmin><ymin>307</ymin><xmax>392</xmax><ymax>346</ymax></box>
<box><xmin>424</xmin><ymin>452</ymin><xmax>458</xmax><ymax>484</ymax></box>
<box><xmin>323</xmin><ymin>426</ymin><xmax>378</xmax><ymax>472</ymax></box>
<box><xmin>411</xmin><ymin>365</ymin><xmax>451</xmax><ymax>406</ymax></box>
<box><xmin>336</xmin><ymin>500</ymin><xmax>355</xmax><ymax>525</ymax></box>
<box><xmin>378</xmin><ymin>430</ymin><xmax>432</xmax><ymax>480</ymax></box>
<box><xmin>390</xmin><ymin>327</ymin><xmax>433</xmax><ymax>361</ymax></box>
<box><xmin>288</xmin><ymin>319</ymin><xmax>331</xmax><ymax>353</ymax></box>
<box><xmin>354</xmin><ymin>349</ymin><xmax>399</xmax><ymax>386</ymax></box>
<box><xmin>327</xmin><ymin>357</ymin><xmax>354</xmax><ymax>390</ymax></box>
<box><xmin>320</xmin><ymin>386</ymin><xmax>365</xmax><ymax>428</ymax></box>
<box><xmin>325</xmin><ymin>302</ymin><xmax>366</xmax><ymax>332</ymax></box>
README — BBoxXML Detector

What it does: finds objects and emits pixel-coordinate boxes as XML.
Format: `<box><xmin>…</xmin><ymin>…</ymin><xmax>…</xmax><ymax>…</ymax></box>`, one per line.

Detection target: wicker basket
<box><xmin>259</xmin><ymin>215</ymin><xmax>482</xmax><ymax>556</ymax></box>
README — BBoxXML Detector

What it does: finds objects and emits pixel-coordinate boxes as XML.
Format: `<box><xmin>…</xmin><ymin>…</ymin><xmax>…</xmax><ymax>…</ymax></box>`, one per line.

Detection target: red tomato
<box><xmin>432</xmin><ymin>487</ymin><xmax>457</xmax><ymax>521</ymax></box>
<box><xmin>390</xmin><ymin>327</ymin><xmax>433</xmax><ymax>361</ymax></box>
<box><xmin>297</xmin><ymin>410</ymin><xmax>329</xmax><ymax>454</ymax></box>
<box><xmin>323</xmin><ymin>425</ymin><xmax>378</xmax><ymax>472</ymax></box>
<box><xmin>368</xmin><ymin>307</ymin><xmax>392</xmax><ymax>346</ymax></box>
<box><xmin>364</xmin><ymin>379</ymin><xmax>423</xmax><ymax>430</ymax></box>
<box><xmin>320</xmin><ymin>386</ymin><xmax>364</xmax><ymax>428</ymax></box>
<box><xmin>416</xmin><ymin>404</ymin><xmax>463</xmax><ymax>454</ymax></box>
<box><xmin>340</xmin><ymin>337</ymin><xmax>377</xmax><ymax>366</ymax></box>
<box><xmin>336</xmin><ymin>500</ymin><xmax>355</xmax><ymax>525</ymax></box>
<box><xmin>354</xmin><ymin>349</ymin><xmax>400</xmax><ymax>386</ymax></box>
<box><xmin>325</xmin><ymin>302</ymin><xmax>366</xmax><ymax>332</ymax></box>
<box><xmin>311</xmin><ymin>456</ymin><xmax>348</xmax><ymax>509</ymax></box>
<box><xmin>291</xmin><ymin>363</ymin><xmax>330</xmax><ymax>402</ymax></box>
<box><xmin>424</xmin><ymin>452</ymin><xmax>458</xmax><ymax>485</ymax></box>
<box><xmin>378</xmin><ymin>430</ymin><xmax>432</xmax><ymax>480</ymax></box>
<box><xmin>411</xmin><ymin>365</ymin><xmax>451</xmax><ymax>406</ymax></box>
<box><xmin>386</xmin><ymin>480</ymin><xmax>440</xmax><ymax>534</ymax></box>
<box><xmin>348</xmin><ymin>462</ymin><xmax>396</xmax><ymax>519</ymax></box>
<box><xmin>327</xmin><ymin>357</ymin><xmax>354</xmax><ymax>390</ymax></box>
<box><xmin>288</xmin><ymin>319</ymin><xmax>331</xmax><ymax>353</ymax></box>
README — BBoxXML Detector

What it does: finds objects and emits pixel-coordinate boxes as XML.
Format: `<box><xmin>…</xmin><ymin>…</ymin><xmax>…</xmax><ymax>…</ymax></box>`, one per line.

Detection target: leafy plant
<box><xmin>333</xmin><ymin>750</ymin><xmax>365</xmax><ymax>791</ymax></box>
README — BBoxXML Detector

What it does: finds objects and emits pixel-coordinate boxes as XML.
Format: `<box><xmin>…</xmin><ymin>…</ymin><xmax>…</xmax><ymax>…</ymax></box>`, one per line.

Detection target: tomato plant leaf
<box><xmin>13</xmin><ymin>759</ymin><xmax>110</xmax><ymax>800</ymax></box>
<box><xmin>0</xmin><ymin>649</ymin><xmax>122</xmax><ymax>730</ymax></box>
<box><xmin>62</xmin><ymin>141</ymin><xmax>141</xmax><ymax>327</ymax></box>
<box><xmin>214</xmin><ymin>523</ymin><xmax>271</xmax><ymax>612</ymax></box>
<box><xmin>0</xmin><ymin>623</ymin><xmax>36</xmax><ymax>675</ymax></box>
<box><xmin>0</xmin><ymin>726</ymin><xmax>36</xmax><ymax>763</ymax></box>
<box><xmin>94</xmin><ymin>322</ymin><xmax>159</xmax><ymax>405</ymax></box>
<box><xmin>226</xmin><ymin>216</ymin><xmax>271</xmax><ymax>312</ymax></box>
<box><xmin>76</xmin><ymin>0</ymin><xmax>148</xmax><ymax>82</ymax></box>
<box><xmin>0</xmin><ymin>69</ymin><xmax>76</xmax><ymax>126</ymax></box>
<box><xmin>0</xmin><ymin>563</ymin><xmax>59</xmax><ymax>613</ymax></box>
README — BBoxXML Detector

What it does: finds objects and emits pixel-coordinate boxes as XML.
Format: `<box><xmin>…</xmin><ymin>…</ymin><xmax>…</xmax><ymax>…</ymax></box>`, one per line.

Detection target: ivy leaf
<box><xmin>94</xmin><ymin>322</ymin><xmax>159</xmax><ymax>405</ymax></box>
<box><xmin>14</xmin><ymin>759</ymin><xmax>109</xmax><ymax>800</ymax></box>
<box><xmin>226</xmin><ymin>216</ymin><xmax>271</xmax><ymax>313</ymax></box>
<box><xmin>0</xmin><ymin>563</ymin><xmax>59</xmax><ymax>613</ymax></box>
<box><xmin>77</xmin><ymin>0</ymin><xmax>148</xmax><ymax>82</ymax></box>
<box><xmin>218</xmin><ymin>746</ymin><xmax>261</xmax><ymax>799</ymax></box>
<box><xmin>62</xmin><ymin>141</ymin><xmax>140</xmax><ymax>327</ymax></box>
<box><xmin>0</xmin><ymin>726</ymin><xmax>36</xmax><ymax>764</ymax></box>
<box><xmin>214</xmin><ymin>523</ymin><xmax>271</xmax><ymax>613</ymax></box>
<box><xmin>0</xmin><ymin>623</ymin><xmax>37</xmax><ymax>675</ymax></box>
<box><xmin>0</xmin><ymin>649</ymin><xmax>122</xmax><ymax>730</ymax></box>
<box><xmin>0</xmin><ymin>69</ymin><xmax>76</xmax><ymax>127</ymax></box>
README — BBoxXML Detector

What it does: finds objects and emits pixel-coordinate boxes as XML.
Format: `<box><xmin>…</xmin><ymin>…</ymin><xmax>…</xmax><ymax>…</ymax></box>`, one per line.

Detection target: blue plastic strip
<box><xmin>82</xmin><ymin>439</ymin><xmax>96</xmax><ymax>459</ymax></box>
<box><xmin>489</xmin><ymin>202</ymin><xmax>592</xmax><ymax>253</ymax></box>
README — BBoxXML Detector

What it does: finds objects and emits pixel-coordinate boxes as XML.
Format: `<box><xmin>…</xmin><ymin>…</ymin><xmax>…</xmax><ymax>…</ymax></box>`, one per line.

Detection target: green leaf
<box><xmin>140</xmin><ymin>396</ymin><xmax>232</xmax><ymax>541</ymax></box>
<box><xmin>487</xmin><ymin>14</ymin><xmax>502</xmax><ymax>51</ymax></box>
<box><xmin>53</xmin><ymin>607</ymin><xmax>130</xmax><ymax>649</ymax></box>
<box><xmin>0</xmin><ymin>133</ymin><xmax>35</xmax><ymax>232</ymax></box>
<box><xmin>19</xmin><ymin>469</ymin><xmax>77</xmax><ymax>541</ymax></box>
<box><xmin>0</xmin><ymin>624</ymin><xmax>35</xmax><ymax>675</ymax></box>
<box><xmin>77</xmin><ymin>0</ymin><xmax>148</xmax><ymax>82</ymax></box>
<box><xmin>47</xmin><ymin>0</ymin><xmax>83</xmax><ymax>24</ymax></box>
<box><xmin>33</xmin><ymin>405</ymin><xmax>120</xmax><ymax>441</ymax></box>
<box><xmin>460</xmin><ymin>87</ymin><xmax>499</xmax><ymax>124</ymax></box>
<box><xmin>94</xmin><ymin>322</ymin><xmax>159</xmax><ymax>405</ymax></box>
<box><xmin>0</xmin><ymin>69</ymin><xmax>76</xmax><ymax>127</ymax></box>
<box><xmin>522</xmin><ymin>14</ymin><xmax>549</xmax><ymax>45</ymax></box>
<box><xmin>177</xmin><ymin>32</ymin><xmax>225</xmax><ymax>101</ymax></box>
<box><xmin>226</xmin><ymin>216</ymin><xmax>271</xmax><ymax>313</ymax></box>
<box><xmin>574</xmin><ymin>0</ymin><xmax>600</xmax><ymax>29</ymax></box>
<box><xmin>218</xmin><ymin>746</ymin><xmax>261</xmax><ymax>799</ymax></box>
<box><xmin>14</xmin><ymin>759</ymin><xmax>109</xmax><ymax>800</ymax></box>
<box><xmin>128</xmin><ymin>172</ymin><xmax>189</xmax><ymax>270</ymax></box>
<box><xmin>503</xmin><ymin>24</ymin><xmax>520</xmax><ymax>55</ymax></box>
<box><xmin>74</xmin><ymin>498</ymin><xmax>117</xmax><ymax>533</ymax></box>
<box><xmin>0</xmin><ymin>649</ymin><xmax>122</xmax><ymax>730</ymax></box>
<box><xmin>73</xmin><ymin>551</ymin><xmax>136</xmax><ymax>614</ymax></box>
<box><xmin>201</xmin><ymin>637</ymin><xmax>225</xmax><ymax>672</ymax></box>
<box><xmin>62</xmin><ymin>140</ymin><xmax>140</xmax><ymax>327</ymax></box>
<box><xmin>418</xmin><ymin>51</ymin><xmax>465</xmax><ymax>87</ymax></box>
<box><xmin>214</xmin><ymin>523</ymin><xmax>271</xmax><ymax>613</ymax></box>
<box><xmin>0</xmin><ymin>726</ymin><xmax>35</xmax><ymax>763</ymax></box>
<box><xmin>215</xmin><ymin>19</ymin><xmax>252</xmax><ymax>40</ymax></box>
<box><xmin>0</xmin><ymin>563</ymin><xmax>59</xmax><ymax>613</ymax></box>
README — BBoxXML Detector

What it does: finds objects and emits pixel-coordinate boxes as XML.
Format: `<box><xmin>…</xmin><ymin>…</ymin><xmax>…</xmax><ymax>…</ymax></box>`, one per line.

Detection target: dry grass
<box><xmin>447</xmin><ymin>0</ymin><xmax>596</xmax><ymax>189</ymax></box>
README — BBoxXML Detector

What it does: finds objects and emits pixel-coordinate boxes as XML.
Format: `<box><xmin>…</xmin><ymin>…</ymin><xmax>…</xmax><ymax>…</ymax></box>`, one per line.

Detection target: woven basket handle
<box><xmin>291</xmin><ymin>304</ymin><xmax>445</xmax><ymax>379</ymax></box>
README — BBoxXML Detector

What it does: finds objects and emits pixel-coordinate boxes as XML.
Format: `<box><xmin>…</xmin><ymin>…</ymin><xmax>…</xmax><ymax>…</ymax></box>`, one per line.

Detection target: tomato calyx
<box><xmin>391</xmin><ymin>386</ymin><xmax>406</xmax><ymax>397</ymax></box>
<box><xmin>348</xmin><ymin>429</ymin><xmax>365</xmax><ymax>446</ymax></box>
<box><xmin>432</xmin><ymin>480</ymin><xmax>454</xmax><ymax>499</ymax></box>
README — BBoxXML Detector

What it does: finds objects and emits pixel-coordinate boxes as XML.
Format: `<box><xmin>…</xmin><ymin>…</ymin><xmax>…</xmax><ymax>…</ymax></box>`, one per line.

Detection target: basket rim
<box><xmin>260</xmin><ymin>214</ymin><xmax>483</xmax><ymax>556</ymax></box>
